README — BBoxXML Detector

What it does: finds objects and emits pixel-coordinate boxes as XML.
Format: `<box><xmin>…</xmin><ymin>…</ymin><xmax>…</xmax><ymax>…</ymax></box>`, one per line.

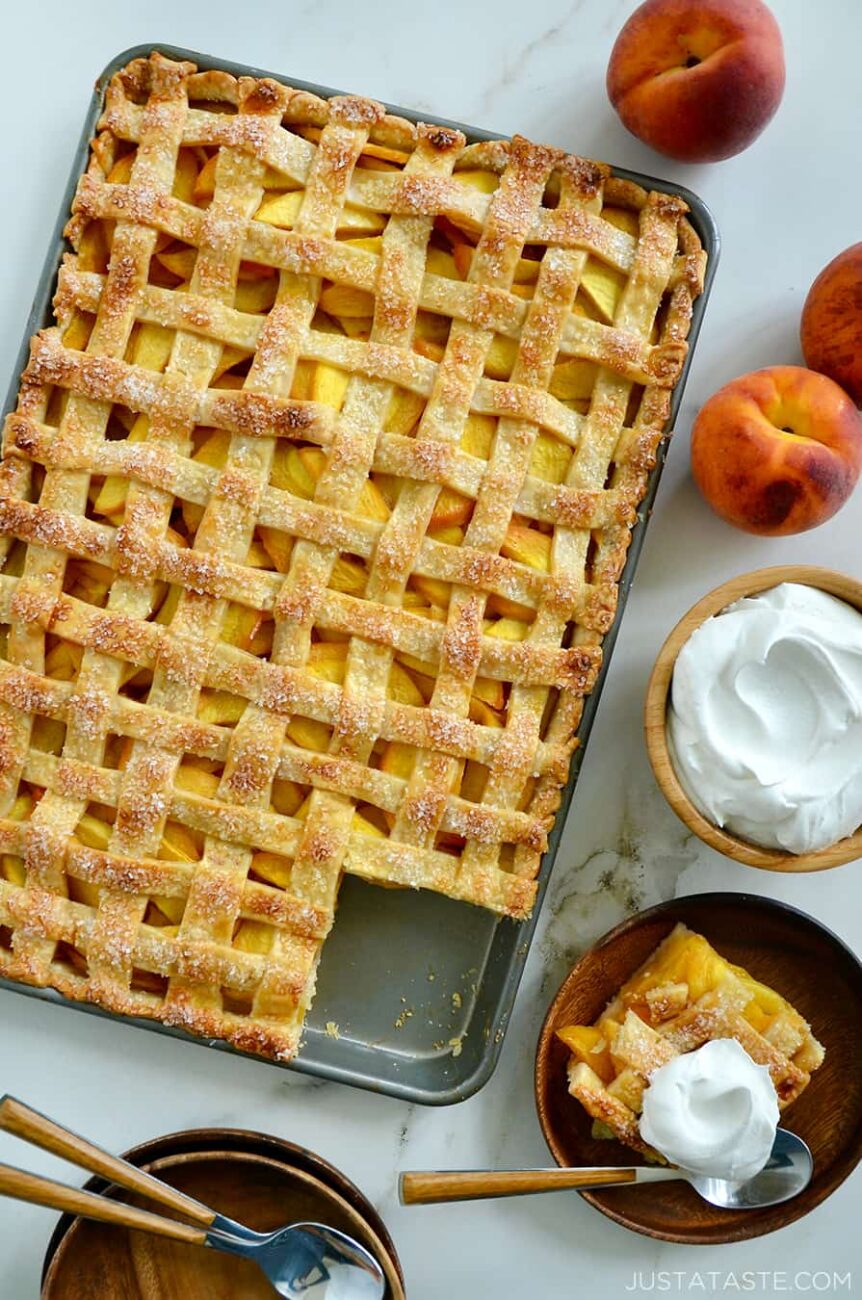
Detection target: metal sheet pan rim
<box><xmin>0</xmin><ymin>42</ymin><xmax>720</xmax><ymax>1105</ymax></box>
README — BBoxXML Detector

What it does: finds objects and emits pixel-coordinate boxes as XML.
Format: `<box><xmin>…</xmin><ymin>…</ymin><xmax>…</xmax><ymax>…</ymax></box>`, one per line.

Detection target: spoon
<box><xmin>193</xmin><ymin>1219</ymin><xmax>386</xmax><ymax>1299</ymax></box>
<box><xmin>400</xmin><ymin>1128</ymin><xmax>813</xmax><ymax>1211</ymax></box>
<box><xmin>0</xmin><ymin>1096</ymin><xmax>386</xmax><ymax>1299</ymax></box>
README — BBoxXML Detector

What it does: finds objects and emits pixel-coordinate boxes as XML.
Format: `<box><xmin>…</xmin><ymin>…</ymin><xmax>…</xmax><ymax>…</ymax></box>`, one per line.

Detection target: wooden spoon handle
<box><xmin>0</xmin><ymin>1096</ymin><xmax>214</xmax><ymax>1227</ymax></box>
<box><xmin>0</xmin><ymin>1162</ymin><xmax>207</xmax><ymax>1245</ymax></box>
<box><xmin>399</xmin><ymin>1167</ymin><xmax>638</xmax><ymax>1204</ymax></box>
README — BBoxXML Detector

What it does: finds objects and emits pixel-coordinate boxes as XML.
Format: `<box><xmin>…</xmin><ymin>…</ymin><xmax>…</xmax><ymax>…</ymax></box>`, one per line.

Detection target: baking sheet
<box><xmin>0</xmin><ymin>43</ymin><xmax>720</xmax><ymax>1104</ymax></box>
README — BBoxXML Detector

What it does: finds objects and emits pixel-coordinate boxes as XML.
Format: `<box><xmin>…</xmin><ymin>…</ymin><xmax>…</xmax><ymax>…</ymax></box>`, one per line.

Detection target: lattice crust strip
<box><xmin>0</xmin><ymin>52</ymin><xmax>705</xmax><ymax>1060</ymax></box>
<box><xmin>561</xmin><ymin>925</ymin><xmax>825</xmax><ymax>1162</ymax></box>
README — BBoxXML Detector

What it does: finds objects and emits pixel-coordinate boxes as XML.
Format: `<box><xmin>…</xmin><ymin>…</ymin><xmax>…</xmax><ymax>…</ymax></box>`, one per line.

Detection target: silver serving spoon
<box><xmin>201</xmin><ymin>1219</ymin><xmax>385</xmax><ymax>1299</ymax></box>
<box><xmin>400</xmin><ymin>1128</ymin><xmax>813</xmax><ymax>1211</ymax></box>
<box><xmin>0</xmin><ymin>1096</ymin><xmax>386</xmax><ymax>1299</ymax></box>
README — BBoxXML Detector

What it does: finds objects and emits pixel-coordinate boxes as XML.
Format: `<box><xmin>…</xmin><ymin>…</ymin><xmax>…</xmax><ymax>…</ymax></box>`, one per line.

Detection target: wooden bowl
<box><xmin>41</xmin><ymin>1129</ymin><xmax>405</xmax><ymax>1299</ymax></box>
<box><xmin>535</xmin><ymin>892</ymin><xmax>862</xmax><ymax>1243</ymax></box>
<box><xmin>645</xmin><ymin>564</ymin><xmax>862</xmax><ymax>871</ymax></box>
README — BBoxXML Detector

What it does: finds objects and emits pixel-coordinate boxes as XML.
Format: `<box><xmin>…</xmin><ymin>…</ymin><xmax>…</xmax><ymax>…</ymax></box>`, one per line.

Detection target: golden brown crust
<box><xmin>564</xmin><ymin>925</ymin><xmax>824</xmax><ymax>1159</ymax></box>
<box><xmin>0</xmin><ymin>52</ymin><xmax>703</xmax><ymax>1061</ymax></box>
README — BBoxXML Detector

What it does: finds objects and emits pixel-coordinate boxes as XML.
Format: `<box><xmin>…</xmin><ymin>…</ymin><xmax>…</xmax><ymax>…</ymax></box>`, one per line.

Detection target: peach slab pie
<box><xmin>0</xmin><ymin>52</ymin><xmax>705</xmax><ymax>1062</ymax></box>
<box><xmin>558</xmin><ymin>924</ymin><xmax>825</xmax><ymax>1161</ymax></box>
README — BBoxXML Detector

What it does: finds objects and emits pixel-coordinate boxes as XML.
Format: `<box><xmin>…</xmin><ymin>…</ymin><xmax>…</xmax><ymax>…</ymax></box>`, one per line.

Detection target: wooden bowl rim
<box><xmin>533</xmin><ymin>890</ymin><xmax>862</xmax><ymax>1243</ymax></box>
<box><xmin>145</xmin><ymin>1149</ymin><xmax>405</xmax><ymax>1299</ymax></box>
<box><xmin>41</xmin><ymin>1129</ymin><xmax>404</xmax><ymax>1300</ymax></box>
<box><xmin>644</xmin><ymin>564</ymin><xmax>862</xmax><ymax>872</ymax></box>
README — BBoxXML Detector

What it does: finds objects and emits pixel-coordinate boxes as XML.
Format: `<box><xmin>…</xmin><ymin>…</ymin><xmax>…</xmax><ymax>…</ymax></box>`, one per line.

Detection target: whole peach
<box><xmin>607</xmin><ymin>0</ymin><xmax>785</xmax><ymax>163</ymax></box>
<box><xmin>691</xmin><ymin>366</ymin><xmax>862</xmax><ymax>535</ymax></box>
<box><xmin>801</xmin><ymin>244</ymin><xmax>862</xmax><ymax>406</ymax></box>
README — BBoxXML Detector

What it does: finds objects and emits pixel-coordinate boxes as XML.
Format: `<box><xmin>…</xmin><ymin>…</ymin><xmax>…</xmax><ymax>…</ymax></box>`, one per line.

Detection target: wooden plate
<box><xmin>535</xmin><ymin>892</ymin><xmax>862</xmax><ymax>1243</ymax></box>
<box><xmin>41</xmin><ymin>1129</ymin><xmax>404</xmax><ymax>1299</ymax></box>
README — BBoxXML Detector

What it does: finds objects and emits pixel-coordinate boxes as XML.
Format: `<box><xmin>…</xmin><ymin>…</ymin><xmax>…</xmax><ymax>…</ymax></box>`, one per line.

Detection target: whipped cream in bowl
<box><xmin>640</xmin><ymin>1039</ymin><xmax>780</xmax><ymax>1182</ymax></box>
<box><xmin>648</xmin><ymin>573</ymin><xmax>862</xmax><ymax>863</ymax></box>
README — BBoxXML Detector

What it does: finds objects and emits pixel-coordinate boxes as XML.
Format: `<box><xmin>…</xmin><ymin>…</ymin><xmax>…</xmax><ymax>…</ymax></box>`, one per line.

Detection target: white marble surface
<box><xmin>1</xmin><ymin>0</ymin><xmax>861</xmax><ymax>1294</ymax></box>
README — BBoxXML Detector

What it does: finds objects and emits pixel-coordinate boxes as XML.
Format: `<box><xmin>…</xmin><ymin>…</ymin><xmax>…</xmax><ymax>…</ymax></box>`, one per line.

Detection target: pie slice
<box><xmin>558</xmin><ymin>924</ymin><xmax>825</xmax><ymax>1160</ymax></box>
<box><xmin>0</xmin><ymin>51</ymin><xmax>705</xmax><ymax>1061</ymax></box>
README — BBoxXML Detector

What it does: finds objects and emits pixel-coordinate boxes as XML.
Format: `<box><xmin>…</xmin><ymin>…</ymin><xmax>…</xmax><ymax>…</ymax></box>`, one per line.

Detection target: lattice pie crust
<box><xmin>0</xmin><ymin>53</ymin><xmax>705</xmax><ymax>1060</ymax></box>
<box><xmin>560</xmin><ymin>924</ymin><xmax>824</xmax><ymax>1161</ymax></box>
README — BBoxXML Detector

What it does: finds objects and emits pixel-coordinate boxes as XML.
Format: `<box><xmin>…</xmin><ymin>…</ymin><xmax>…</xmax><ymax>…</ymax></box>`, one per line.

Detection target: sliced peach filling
<box><xmin>556</xmin><ymin>927</ymin><xmax>820</xmax><ymax>1084</ymax></box>
<box><xmin>23</xmin><ymin>133</ymin><xmax>653</xmax><ymax>901</ymax></box>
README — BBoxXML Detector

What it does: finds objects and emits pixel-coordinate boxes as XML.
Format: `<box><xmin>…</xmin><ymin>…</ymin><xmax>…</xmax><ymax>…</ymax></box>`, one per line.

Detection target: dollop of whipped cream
<box><xmin>640</xmin><ymin>1039</ymin><xmax>779</xmax><ymax>1181</ymax></box>
<box><xmin>667</xmin><ymin>582</ymin><xmax>862</xmax><ymax>853</ymax></box>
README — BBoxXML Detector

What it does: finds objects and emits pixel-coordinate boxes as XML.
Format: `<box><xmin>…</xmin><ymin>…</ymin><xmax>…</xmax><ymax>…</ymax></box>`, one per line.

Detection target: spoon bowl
<box><xmin>687</xmin><ymin>1129</ymin><xmax>813</xmax><ymax>1209</ymax></box>
<box><xmin>210</xmin><ymin>1218</ymin><xmax>385</xmax><ymax>1298</ymax></box>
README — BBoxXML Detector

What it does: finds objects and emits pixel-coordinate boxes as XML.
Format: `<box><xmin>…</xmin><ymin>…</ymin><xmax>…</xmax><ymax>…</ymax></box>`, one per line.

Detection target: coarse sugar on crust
<box><xmin>0</xmin><ymin>51</ymin><xmax>704</xmax><ymax>1062</ymax></box>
